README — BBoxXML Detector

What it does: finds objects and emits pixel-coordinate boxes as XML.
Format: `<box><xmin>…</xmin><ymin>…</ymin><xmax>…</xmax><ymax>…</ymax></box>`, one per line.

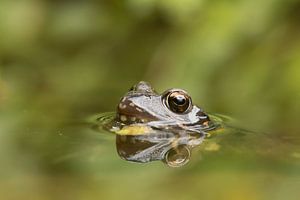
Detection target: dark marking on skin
<box><xmin>196</xmin><ymin>111</ymin><xmax>210</xmax><ymax>125</ymax></box>
<box><xmin>117</xmin><ymin>98</ymin><xmax>158</xmax><ymax>124</ymax></box>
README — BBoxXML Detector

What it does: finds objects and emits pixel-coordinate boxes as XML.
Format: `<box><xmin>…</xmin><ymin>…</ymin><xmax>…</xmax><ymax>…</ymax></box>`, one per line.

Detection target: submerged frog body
<box><xmin>115</xmin><ymin>81</ymin><xmax>214</xmax><ymax>134</ymax></box>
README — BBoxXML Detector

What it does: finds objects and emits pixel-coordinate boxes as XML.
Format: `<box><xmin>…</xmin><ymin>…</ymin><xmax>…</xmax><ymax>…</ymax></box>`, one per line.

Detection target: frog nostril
<box><xmin>129</xmin><ymin>86</ymin><xmax>136</xmax><ymax>92</ymax></box>
<box><xmin>134</xmin><ymin>81</ymin><xmax>154</xmax><ymax>93</ymax></box>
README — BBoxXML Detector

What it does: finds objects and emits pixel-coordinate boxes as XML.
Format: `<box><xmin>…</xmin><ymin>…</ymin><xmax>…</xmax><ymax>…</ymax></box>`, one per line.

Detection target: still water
<box><xmin>1</xmin><ymin>82</ymin><xmax>300</xmax><ymax>200</ymax></box>
<box><xmin>1</xmin><ymin>1</ymin><xmax>300</xmax><ymax>199</ymax></box>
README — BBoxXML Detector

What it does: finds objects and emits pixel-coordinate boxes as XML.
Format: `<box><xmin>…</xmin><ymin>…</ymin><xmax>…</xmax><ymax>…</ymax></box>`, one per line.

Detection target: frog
<box><xmin>97</xmin><ymin>81</ymin><xmax>225</xmax><ymax>167</ymax></box>
<box><xmin>96</xmin><ymin>82</ymin><xmax>300</xmax><ymax>167</ymax></box>
<box><xmin>113</xmin><ymin>81</ymin><xmax>216</xmax><ymax>135</ymax></box>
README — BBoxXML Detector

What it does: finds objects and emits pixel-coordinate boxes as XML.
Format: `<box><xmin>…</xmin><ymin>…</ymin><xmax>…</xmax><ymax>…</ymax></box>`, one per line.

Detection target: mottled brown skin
<box><xmin>116</xmin><ymin>81</ymin><xmax>211</xmax><ymax>133</ymax></box>
<box><xmin>112</xmin><ymin>81</ymin><xmax>218</xmax><ymax>166</ymax></box>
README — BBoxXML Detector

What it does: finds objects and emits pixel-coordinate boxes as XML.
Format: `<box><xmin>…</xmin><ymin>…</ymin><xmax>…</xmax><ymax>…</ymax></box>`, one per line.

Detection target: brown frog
<box><xmin>114</xmin><ymin>81</ymin><xmax>214</xmax><ymax>134</ymax></box>
<box><xmin>99</xmin><ymin>81</ymin><xmax>224</xmax><ymax>167</ymax></box>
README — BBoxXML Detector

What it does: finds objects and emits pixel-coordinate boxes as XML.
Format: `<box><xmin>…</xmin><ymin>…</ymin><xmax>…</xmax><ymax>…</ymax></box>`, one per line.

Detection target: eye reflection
<box><xmin>115</xmin><ymin>131</ymin><xmax>204</xmax><ymax>167</ymax></box>
<box><xmin>164</xmin><ymin>145</ymin><xmax>191</xmax><ymax>167</ymax></box>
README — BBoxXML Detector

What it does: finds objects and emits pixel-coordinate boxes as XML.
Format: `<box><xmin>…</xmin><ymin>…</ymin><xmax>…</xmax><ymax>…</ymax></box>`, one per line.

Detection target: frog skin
<box><xmin>115</xmin><ymin>81</ymin><xmax>214</xmax><ymax>134</ymax></box>
<box><xmin>99</xmin><ymin>81</ymin><xmax>227</xmax><ymax>167</ymax></box>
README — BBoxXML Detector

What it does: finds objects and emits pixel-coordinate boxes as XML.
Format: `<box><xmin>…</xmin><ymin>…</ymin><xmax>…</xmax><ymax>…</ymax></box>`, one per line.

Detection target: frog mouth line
<box><xmin>115</xmin><ymin>114</ymin><xmax>218</xmax><ymax>134</ymax></box>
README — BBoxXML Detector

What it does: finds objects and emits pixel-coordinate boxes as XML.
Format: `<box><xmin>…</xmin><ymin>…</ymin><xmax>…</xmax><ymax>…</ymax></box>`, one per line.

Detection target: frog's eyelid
<box><xmin>162</xmin><ymin>88</ymin><xmax>190</xmax><ymax>96</ymax></box>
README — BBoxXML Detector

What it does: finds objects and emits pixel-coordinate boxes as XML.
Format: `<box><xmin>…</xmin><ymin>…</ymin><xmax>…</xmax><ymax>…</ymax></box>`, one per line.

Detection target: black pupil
<box><xmin>173</xmin><ymin>95</ymin><xmax>186</xmax><ymax>105</ymax></box>
<box><xmin>167</xmin><ymin>92</ymin><xmax>190</xmax><ymax>113</ymax></box>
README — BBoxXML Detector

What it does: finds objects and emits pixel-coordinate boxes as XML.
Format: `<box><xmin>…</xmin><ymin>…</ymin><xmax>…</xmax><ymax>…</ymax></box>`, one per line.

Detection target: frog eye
<box><xmin>164</xmin><ymin>90</ymin><xmax>192</xmax><ymax>114</ymax></box>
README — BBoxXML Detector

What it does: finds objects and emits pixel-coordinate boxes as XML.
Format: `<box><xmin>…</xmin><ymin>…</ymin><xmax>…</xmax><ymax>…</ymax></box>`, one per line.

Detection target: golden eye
<box><xmin>164</xmin><ymin>90</ymin><xmax>191</xmax><ymax>114</ymax></box>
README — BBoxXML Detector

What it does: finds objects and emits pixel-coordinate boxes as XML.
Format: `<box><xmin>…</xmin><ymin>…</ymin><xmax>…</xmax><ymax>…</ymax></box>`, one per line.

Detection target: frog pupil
<box><xmin>173</xmin><ymin>95</ymin><xmax>186</xmax><ymax>105</ymax></box>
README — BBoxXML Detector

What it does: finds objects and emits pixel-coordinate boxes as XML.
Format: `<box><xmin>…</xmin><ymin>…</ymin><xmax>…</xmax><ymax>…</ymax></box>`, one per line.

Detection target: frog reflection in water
<box><xmin>103</xmin><ymin>81</ymin><xmax>223</xmax><ymax>167</ymax></box>
<box><xmin>99</xmin><ymin>81</ymin><xmax>300</xmax><ymax>167</ymax></box>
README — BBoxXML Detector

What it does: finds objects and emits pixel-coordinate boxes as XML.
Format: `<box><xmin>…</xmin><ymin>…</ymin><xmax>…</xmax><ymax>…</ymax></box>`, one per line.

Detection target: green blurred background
<box><xmin>0</xmin><ymin>0</ymin><xmax>300</xmax><ymax>200</ymax></box>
